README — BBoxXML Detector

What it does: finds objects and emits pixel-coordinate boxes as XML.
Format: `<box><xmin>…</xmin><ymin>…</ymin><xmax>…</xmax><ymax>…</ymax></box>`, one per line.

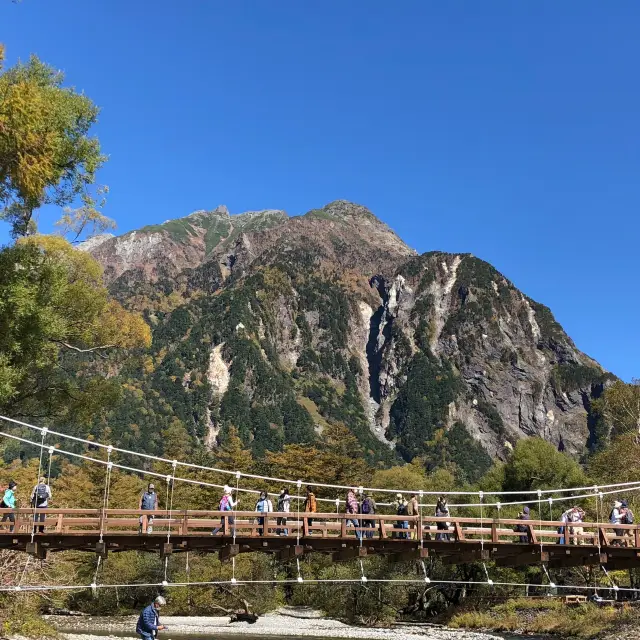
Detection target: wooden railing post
<box><xmin>303</xmin><ymin>515</ymin><xmax>309</xmax><ymax>537</ymax></box>
<box><xmin>340</xmin><ymin>515</ymin><xmax>347</xmax><ymax>539</ymax></box>
<box><xmin>181</xmin><ymin>511</ymin><xmax>189</xmax><ymax>536</ymax></box>
<box><xmin>379</xmin><ymin>517</ymin><xmax>386</xmax><ymax>539</ymax></box>
<box><xmin>222</xmin><ymin>513</ymin><xmax>228</xmax><ymax>537</ymax></box>
<box><xmin>491</xmin><ymin>521</ymin><xmax>499</xmax><ymax>543</ymax></box>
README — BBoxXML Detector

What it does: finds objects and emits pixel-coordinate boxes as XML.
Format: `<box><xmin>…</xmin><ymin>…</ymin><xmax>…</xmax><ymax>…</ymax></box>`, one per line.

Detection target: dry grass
<box><xmin>449</xmin><ymin>599</ymin><xmax>639</xmax><ymax>638</ymax></box>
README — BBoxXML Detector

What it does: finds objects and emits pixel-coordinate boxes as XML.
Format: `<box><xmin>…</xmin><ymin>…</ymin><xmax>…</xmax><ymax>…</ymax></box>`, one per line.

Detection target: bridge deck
<box><xmin>2</xmin><ymin>509</ymin><xmax>638</xmax><ymax>569</ymax></box>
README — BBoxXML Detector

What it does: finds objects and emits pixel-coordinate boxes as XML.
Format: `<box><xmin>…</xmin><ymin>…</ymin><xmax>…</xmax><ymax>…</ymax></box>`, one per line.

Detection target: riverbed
<box><xmin>48</xmin><ymin>609</ymin><xmax>547</xmax><ymax>640</ymax></box>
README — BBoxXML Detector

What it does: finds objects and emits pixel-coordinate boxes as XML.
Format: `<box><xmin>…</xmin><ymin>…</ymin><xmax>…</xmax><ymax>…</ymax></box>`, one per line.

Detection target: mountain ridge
<box><xmin>84</xmin><ymin>200</ymin><xmax>612</xmax><ymax>478</ymax></box>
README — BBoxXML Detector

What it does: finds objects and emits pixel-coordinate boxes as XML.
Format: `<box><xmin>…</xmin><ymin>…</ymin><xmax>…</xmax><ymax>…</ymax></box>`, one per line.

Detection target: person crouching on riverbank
<box><xmin>136</xmin><ymin>596</ymin><xmax>167</xmax><ymax>640</ymax></box>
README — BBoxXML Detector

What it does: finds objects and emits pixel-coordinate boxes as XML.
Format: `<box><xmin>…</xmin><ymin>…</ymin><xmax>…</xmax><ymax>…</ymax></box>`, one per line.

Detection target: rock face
<box><xmin>90</xmin><ymin>201</ymin><xmax>612</xmax><ymax>476</ymax></box>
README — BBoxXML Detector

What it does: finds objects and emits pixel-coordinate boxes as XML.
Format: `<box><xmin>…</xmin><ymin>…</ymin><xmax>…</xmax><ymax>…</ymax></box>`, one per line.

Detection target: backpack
<box><xmin>277</xmin><ymin>495</ymin><xmax>287</xmax><ymax>511</ymax></box>
<box><xmin>219</xmin><ymin>494</ymin><xmax>231</xmax><ymax>511</ymax></box>
<box><xmin>141</xmin><ymin>491</ymin><xmax>156</xmax><ymax>510</ymax></box>
<box><xmin>624</xmin><ymin>509</ymin><xmax>635</xmax><ymax>525</ymax></box>
<box><xmin>34</xmin><ymin>484</ymin><xmax>48</xmax><ymax>506</ymax></box>
<box><xmin>256</xmin><ymin>499</ymin><xmax>267</xmax><ymax>513</ymax></box>
<box><xmin>609</xmin><ymin>509</ymin><xmax>616</xmax><ymax>524</ymax></box>
<box><xmin>361</xmin><ymin>498</ymin><xmax>372</xmax><ymax>515</ymax></box>
<box><xmin>397</xmin><ymin>502</ymin><xmax>408</xmax><ymax>516</ymax></box>
<box><xmin>307</xmin><ymin>493</ymin><xmax>317</xmax><ymax>512</ymax></box>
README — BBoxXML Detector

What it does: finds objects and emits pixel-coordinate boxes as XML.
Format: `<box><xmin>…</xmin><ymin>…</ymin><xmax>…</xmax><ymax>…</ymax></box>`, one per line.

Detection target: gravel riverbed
<box><xmin>46</xmin><ymin>608</ymin><xmax>506</xmax><ymax>640</ymax></box>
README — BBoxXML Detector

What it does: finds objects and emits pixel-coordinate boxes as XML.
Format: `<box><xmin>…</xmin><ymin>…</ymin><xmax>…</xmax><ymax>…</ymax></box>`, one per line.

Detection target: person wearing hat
<box><xmin>1</xmin><ymin>481</ymin><xmax>17</xmax><ymax>532</ymax></box>
<box><xmin>513</xmin><ymin>506</ymin><xmax>531</xmax><ymax>543</ymax></box>
<box><xmin>139</xmin><ymin>483</ymin><xmax>159</xmax><ymax>535</ymax></box>
<box><xmin>610</xmin><ymin>500</ymin><xmax>624</xmax><ymax>546</ymax></box>
<box><xmin>212</xmin><ymin>485</ymin><xmax>238</xmax><ymax>536</ymax></box>
<box><xmin>393</xmin><ymin>493</ymin><xmax>409</xmax><ymax>539</ymax></box>
<box><xmin>136</xmin><ymin>595</ymin><xmax>167</xmax><ymax>640</ymax></box>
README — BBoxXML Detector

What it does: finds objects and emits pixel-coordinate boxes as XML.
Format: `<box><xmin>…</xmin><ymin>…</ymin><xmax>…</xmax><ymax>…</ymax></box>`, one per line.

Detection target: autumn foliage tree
<box><xmin>0</xmin><ymin>235</ymin><xmax>151</xmax><ymax>421</ymax></box>
<box><xmin>0</xmin><ymin>49</ymin><xmax>111</xmax><ymax>238</ymax></box>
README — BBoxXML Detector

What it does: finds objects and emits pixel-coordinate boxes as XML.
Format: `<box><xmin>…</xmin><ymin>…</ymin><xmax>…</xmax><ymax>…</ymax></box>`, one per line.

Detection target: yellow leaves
<box><xmin>96</xmin><ymin>300</ymin><xmax>152</xmax><ymax>349</ymax></box>
<box><xmin>0</xmin><ymin>81</ymin><xmax>57</xmax><ymax>204</ymax></box>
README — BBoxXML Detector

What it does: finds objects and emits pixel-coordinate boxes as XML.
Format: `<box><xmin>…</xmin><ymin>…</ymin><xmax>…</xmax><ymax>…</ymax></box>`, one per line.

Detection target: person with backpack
<box><xmin>139</xmin><ymin>483</ymin><xmax>158</xmax><ymax>535</ymax></box>
<box><xmin>304</xmin><ymin>486</ymin><xmax>317</xmax><ymax>533</ymax></box>
<box><xmin>435</xmin><ymin>496</ymin><xmax>450</xmax><ymax>542</ymax></box>
<box><xmin>394</xmin><ymin>493</ymin><xmax>409</xmax><ymax>540</ymax></box>
<box><xmin>1</xmin><ymin>481</ymin><xmax>17</xmax><ymax>532</ymax></box>
<box><xmin>212</xmin><ymin>485</ymin><xmax>238</xmax><ymax>536</ymax></box>
<box><xmin>276</xmin><ymin>488</ymin><xmax>290</xmax><ymax>536</ymax></box>
<box><xmin>407</xmin><ymin>494</ymin><xmax>419</xmax><ymax>540</ymax></box>
<box><xmin>610</xmin><ymin>500</ymin><xmax>624</xmax><ymax>546</ymax></box>
<box><xmin>345</xmin><ymin>488</ymin><xmax>362</xmax><ymax>540</ymax></box>
<box><xmin>30</xmin><ymin>476</ymin><xmax>51</xmax><ymax>533</ymax></box>
<box><xmin>361</xmin><ymin>492</ymin><xmax>376</xmax><ymax>539</ymax></box>
<box><xmin>621</xmin><ymin>499</ymin><xmax>634</xmax><ymax>547</ymax></box>
<box><xmin>136</xmin><ymin>595</ymin><xmax>167</xmax><ymax>640</ymax></box>
<box><xmin>255</xmin><ymin>491</ymin><xmax>273</xmax><ymax>536</ymax></box>
<box><xmin>513</xmin><ymin>506</ymin><xmax>531</xmax><ymax>543</ymax></box>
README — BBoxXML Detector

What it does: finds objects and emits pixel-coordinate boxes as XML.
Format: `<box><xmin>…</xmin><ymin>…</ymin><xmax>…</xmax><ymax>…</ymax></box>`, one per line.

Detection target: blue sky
<box><xmin>1</xmin><ymin>1</ymin><xmax>639</xmax><ymax>379</ymax></box>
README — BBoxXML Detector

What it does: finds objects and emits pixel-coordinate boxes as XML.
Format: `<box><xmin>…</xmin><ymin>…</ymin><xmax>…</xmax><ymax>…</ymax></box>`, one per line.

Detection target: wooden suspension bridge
<box><xmin>2</xmin><ymin>508</ymin><xmax>640</xmax><ymax>570</ymax></box>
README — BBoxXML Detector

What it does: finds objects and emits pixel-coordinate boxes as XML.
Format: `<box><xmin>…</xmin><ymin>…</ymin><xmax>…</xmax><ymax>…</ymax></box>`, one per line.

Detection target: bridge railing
<box><xmin>0</xmin><ymin>509</ymin><xmax>635</xmax><ymax>548</ymax></box>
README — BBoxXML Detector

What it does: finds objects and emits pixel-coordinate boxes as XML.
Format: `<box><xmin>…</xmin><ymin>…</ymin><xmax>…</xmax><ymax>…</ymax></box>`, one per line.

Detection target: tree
<box><xmin>0</xmin><ymin>235</ymin><xmax>151</xmax><ymax>421</ymax></box>
<box><xmin>502</xmin><ymin>438</ymin><xmax>588</xmax><ymax>496</ymax></box>
<box><xmin>592</xmin><ymin>380</ymin><xmax>640</xmax><ymax>441</ymax></box>
<box><xmin>0</xmin><ymin>50</ymin><xmax>110</xmax><ymax>237</ymax></box>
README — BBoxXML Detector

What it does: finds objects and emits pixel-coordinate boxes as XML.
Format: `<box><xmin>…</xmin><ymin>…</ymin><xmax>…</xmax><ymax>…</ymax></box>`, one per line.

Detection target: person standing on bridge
<box><xmin>276</xmin><ymin>487</ymin><xmax>290</xmax><ymax>536</ymax></box>
<box><xmin>304</xmin><ymin>485</ymin><xmax>317</xmax><ymax>533</ymax></box>
<box><xmin>394</xmin><ymin>493</ymin><xmax>409</xmax><ymax>539</ymax></box>
<box><xmin>136</xmin><ymin>595</ymin><xmax>167</xmax><ymax>640</ymax></box>
<box><xmin>1</xmin><ymin>481</ymin><xmax>17</xmax><ymax>532</ymax></box>
<box><xmin>255</xmin><ymin>490</ymin><xmax>273</xmax><ymax>536</ymax></box>
<box><xmin>435</xmin><ymin>496</ymin><xmax>450</xmax><ymax>542</ymax></box>
<box><xmin>514</xmin><ymin>506</ymin><xmax>531</xmax><ymax>543</ymax></box>
<box><xmin>345</xmin><ymin>488</ymin><xmax>362</xmax><ymax>540</ymax></box>
<box><xmin>407</xmin><ymin>494</ymin><xmax>419</xmax><ymax>540</ymax></box>
<box><xmin>361</xmin><ymin>492</ymin><xmax>376</xmax><ymax>539</ymax></box>
<box><xmin>139</xmin><ymin>483</ymin><xmax>159</xmax><ymax>535</ymax></box>
<box><xmin>30</xmin><ymin>476</ymin><xmax>51</xmax><ymax>533</ymax></box>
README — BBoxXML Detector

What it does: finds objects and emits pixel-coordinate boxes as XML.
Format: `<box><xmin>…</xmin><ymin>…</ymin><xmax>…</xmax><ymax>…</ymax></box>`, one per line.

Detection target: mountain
<box><xmin>83</xmin><ymin>201</ymin><xmax>612</xmax><ymax>481</ymax></box>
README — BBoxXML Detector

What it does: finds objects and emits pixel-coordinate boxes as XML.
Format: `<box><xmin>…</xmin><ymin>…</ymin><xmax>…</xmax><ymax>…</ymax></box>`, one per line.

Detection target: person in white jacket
<box><xmin>256</xmin><ymin>491</ymin><xmax>273</xmax><ymax>535</ymax></box>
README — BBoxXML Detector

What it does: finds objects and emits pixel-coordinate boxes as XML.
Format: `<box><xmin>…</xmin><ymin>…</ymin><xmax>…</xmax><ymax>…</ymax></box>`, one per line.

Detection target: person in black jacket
<box><xmin>514</xmin><ymin>506</ymin><xmax>530</xmax><ymax>543</ymax></box>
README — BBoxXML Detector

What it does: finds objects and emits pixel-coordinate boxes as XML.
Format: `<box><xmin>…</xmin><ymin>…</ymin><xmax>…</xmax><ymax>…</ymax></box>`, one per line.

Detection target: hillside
<box><xmin>82</xmin><ymin>200</ymin><xmax>612</xmax><ymax>480</ymax></box>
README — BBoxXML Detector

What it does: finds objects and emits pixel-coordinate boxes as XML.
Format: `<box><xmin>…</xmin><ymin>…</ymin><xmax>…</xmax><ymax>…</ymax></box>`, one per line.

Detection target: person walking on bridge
<box><xmin>276</xmin><ymin>488</ymin><xmax>290</xmax><ymax>536</ymax></box>
<box><xmin>139</xmin><ymin>483</ymin><xmax>158</xmax><ymax>535</ymax></box>
<box><xmin>30</xmin><ymin>476</ymin><xmax>51</xmax><ymax>533</ymax></box>
<box><xmin>136</xmin><ymin>595</ymin><xmax>167</xmax><ymax>640</ymax></box>
<box><xmin>1</xmin><ymin>481</ymin><xmax>17</xmax><ymax>532</ymax></box>
<box><xmin>345</xmin><ymin>488</ymin><xmax>362</xmax><ymax>540</ymax></box>
<box><xmin>212</xmin><ymin>485</ymin><xmax>237</xmax><ymax>536</ymax></box>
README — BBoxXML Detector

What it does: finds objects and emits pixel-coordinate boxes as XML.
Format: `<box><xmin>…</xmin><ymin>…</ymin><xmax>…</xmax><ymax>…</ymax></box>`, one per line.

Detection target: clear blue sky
<box><xmin>2</xmin><ymin>1</ymin><xmax>639</xmax><ymax>380</ymax></box>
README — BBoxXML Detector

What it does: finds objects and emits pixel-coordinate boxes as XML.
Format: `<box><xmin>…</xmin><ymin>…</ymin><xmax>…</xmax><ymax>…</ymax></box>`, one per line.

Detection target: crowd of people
<box><xmin>0</xmin><ymin>478</ymin><xmax>636</xmax><ymax>547</ymax></box>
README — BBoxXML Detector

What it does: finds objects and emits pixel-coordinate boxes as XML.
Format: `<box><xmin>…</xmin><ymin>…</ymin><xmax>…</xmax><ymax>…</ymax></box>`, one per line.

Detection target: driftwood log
<box><xmin>211</xmin><ymin>588</ymin><xmax>259</xmax><ymax>624</ymax></box>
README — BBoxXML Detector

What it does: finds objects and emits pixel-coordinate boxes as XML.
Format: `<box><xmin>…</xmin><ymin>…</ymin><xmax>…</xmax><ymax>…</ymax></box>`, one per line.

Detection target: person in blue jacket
<box><xmin>136</xmin><ymin>596</ymin><xmax>167</xmax><ymax>640</ymax></box>
<box><xmin>1</xmin><ymin>481</ymin><xmax>17</xmax><ymax>532</ymax></box>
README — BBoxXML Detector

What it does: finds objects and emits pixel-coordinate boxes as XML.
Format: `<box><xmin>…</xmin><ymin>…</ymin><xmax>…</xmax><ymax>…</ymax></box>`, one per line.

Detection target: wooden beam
<box><xmin>440</xmin><ymin>549</ymin><xmax>490</xmax><ymax>564</ymax></box>
<box><xmin>333</xmin><ymin>547</ymin><xmax>367</xmax><ymax>562</ymax></box>
<box><xmin>278</xmin><ymin>545</ymin><xmax>304</xmax><ymax>561</ymax></box>
<box><xmin>390</xmin><ymin>548</ymin><xmax>429</xmax><ymax>563</ymax></box>
<box><xmin>494</xmin><ymin>551</ymin><xmax>549</xmax><ymax>567</ymax></box>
